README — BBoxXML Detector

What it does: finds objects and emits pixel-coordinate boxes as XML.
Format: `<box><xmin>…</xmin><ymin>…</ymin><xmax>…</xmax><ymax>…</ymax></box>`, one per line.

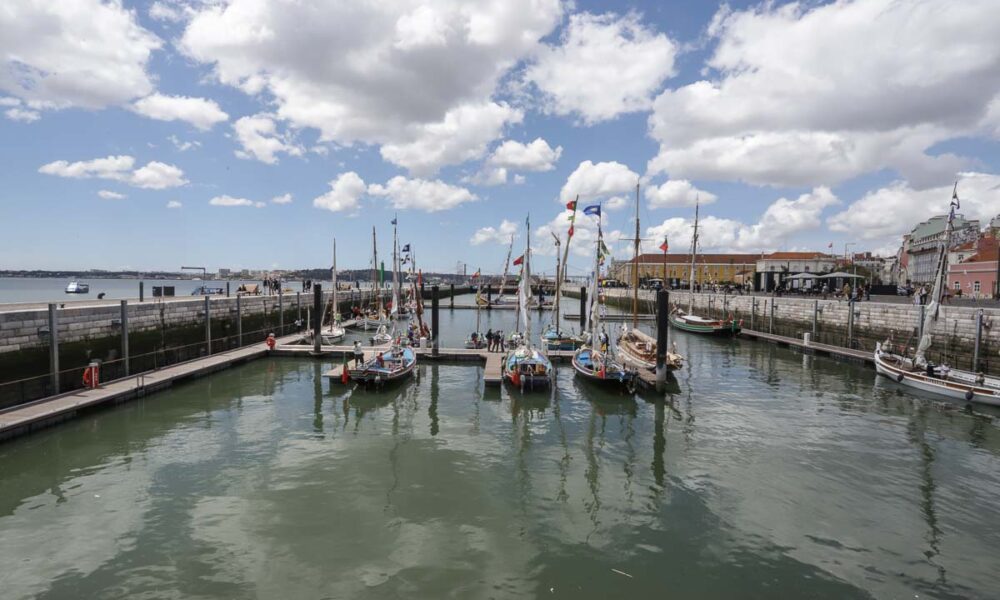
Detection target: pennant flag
<box><xmin>391</xmin><ymin>217</ymin><xmax>397</xmax><ymax>225</ymax></box>
<box><xmin>401</xmin><ymin>243</ymin><xmax>410</xmax><ymax>252</ymax></box>
<box><xmin>567</xmin><ymin>213</ymin><xmax>575</xmax><ymax>222</ymax></box>
<box><xmin>659</xmin><ymin>238</ymin><xmax>669</xmax><ymax>252</ymax></box>
<box><xmin>566</xmin><ymin>200</ymin><xmax>577</xmax><ymax>211</ymax></box>
<box><xmin>599</xmin><ymin>240</ymin><xmax>610</xmax><ymax>256</ymax></box>
<box><xmin>471</xmin><ymin>269</ymin><xmax>480</xmax><ymax>279</ymax></box>
<box><xmin>583</xmin><ymin>205</ymin><xmax>601</xmax><ymax>217</ymax></box>
<box><xmin>568</xmin><ymin>225</ymin><xmax>575</xmax><ymax>238</ymax></box>
<box><xmin>513</xmin><ymin>254</ymin><xmax>524</xmax><ymax>266</ymax></box>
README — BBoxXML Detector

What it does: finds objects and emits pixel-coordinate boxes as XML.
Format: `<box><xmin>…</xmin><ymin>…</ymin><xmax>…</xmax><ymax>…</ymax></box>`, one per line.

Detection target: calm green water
<box><xmin>2</xmin><ymin>318</ymin><xmax>1000</xmax><ymax>599</ymax></box>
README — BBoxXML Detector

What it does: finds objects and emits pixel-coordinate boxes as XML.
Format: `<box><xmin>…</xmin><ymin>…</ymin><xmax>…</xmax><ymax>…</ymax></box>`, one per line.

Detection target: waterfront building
<box><xmin>948</xmin><ymin>236</ymin><xmax>999</xmax><ymax>298</ymax></box>
<box><xmin>906</xmin><ymin>214</ymin><xmax>980</xmax><ymax>284</ymax></box>
<box><xmin>218</xmin><ymin>268</ymin><xmax>231</xmax><ymax>278</ymax></box>
<box><xmin>755</xmin><ymin>252</ymin><xmax>839</xmax><ymax>291</ymax></box>
<box><xmin>612</xmin><ymin>253</ymin><xmax>758</xmax><ymax>288</ymax></box>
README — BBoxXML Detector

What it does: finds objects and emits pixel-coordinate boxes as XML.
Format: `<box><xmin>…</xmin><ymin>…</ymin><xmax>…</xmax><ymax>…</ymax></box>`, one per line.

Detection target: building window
<box><xmin>954</xmin><ymin>281</ymin><xmax>961</xmax><ymax>291</ymax></box>
<box><xmin>804</xmin><ymin>265</ymin><xmax>810</xmax><ymax>272</ymax></box>
<box><xmin>974</xmin><ymin>281</ymin><xmax>981</xmax><ymax>293</ymax></box>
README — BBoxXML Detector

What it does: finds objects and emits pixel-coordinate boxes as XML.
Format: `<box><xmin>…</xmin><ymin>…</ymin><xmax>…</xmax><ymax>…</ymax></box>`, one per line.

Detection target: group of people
<box><xmin>261</xmin><ymin>277</ymin><xmax>282</xmax><ymax>295</ymax></box>
<box><xmin>815</xmin><ymin>282</ymin><xmax>872</xmax><ymax>302</ymax></box>
<box><xmin>484</xmin><ymin>329</ymin><xmax>507</xmax><ymax>352</ymax></box>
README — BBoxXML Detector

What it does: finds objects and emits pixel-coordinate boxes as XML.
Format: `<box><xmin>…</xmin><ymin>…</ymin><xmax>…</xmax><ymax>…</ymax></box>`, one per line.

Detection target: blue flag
<box><xmin>583</xmin><ymin>205</ymin><xmax>601</xmax><ymax>217</ymax></box>
<box><xmin>391</xmin><ymin>217</ymin><xmax>397</xmax><ymax>225</ymax></box>
<box><xmin>401</xmin><ymin>243</ymin><xmax>410</xmax><ymax>252</ymax></box>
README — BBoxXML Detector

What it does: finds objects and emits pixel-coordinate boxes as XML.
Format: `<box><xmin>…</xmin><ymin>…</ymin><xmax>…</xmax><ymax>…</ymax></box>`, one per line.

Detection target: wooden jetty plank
<box><xmin>484</xmin><ymin>353</ymin><xmax>504</xmax><ymax>386</ymax></box>
<box><xmin>0</xmin><ymin>333</ymin><xmax>303</xmax><ymax>441</ymax></box>
<box><xmin>739</xmin><ymin>329</ymin><xmax>872</xmax><ymax>363</ymax></box>
<box><xmin>564</xmin><ymin>313</ymin><xmax>655</xmax><ymax>322</ymax></box>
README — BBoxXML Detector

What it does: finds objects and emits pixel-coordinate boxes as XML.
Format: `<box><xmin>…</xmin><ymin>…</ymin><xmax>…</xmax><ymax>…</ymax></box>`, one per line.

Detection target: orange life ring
<box><xmin>82</xmin><ymin>367</ymin><xmax>93</xmax><ymax>388</ymax></box>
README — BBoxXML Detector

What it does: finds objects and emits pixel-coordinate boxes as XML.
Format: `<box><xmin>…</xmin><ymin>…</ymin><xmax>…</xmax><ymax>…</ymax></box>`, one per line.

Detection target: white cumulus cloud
<box><xmin>560</xmin><ymin>160</ymin><xmax>639</xmax><ymax>204</ymax></box>
<box><xmin>488</xmin><ymin>138</ymin><xmax>562</xmax><ymax>172</ymax></box>
<box><xmin>525</xmin><ymin>12</ymin><xmax>677</xmax><ymax>124</ymax></box>
<box><xmin>209</xmin><ymin>195</ymin><xmax>255</xmax><ymax>207</ymax></box>
<box><xmin>4</xmin><ymin>107</ymin><xmax>40</xmax><ymax>123</ymax></box>
<box><xmin>271</xmin><ymin>193</ymin><xmax>292</xmax><ymax>205</ymax></box>
<box><xmin>470</xmin><ymin>219</ymin><xmax>518</xmax><ymax>245</ymax></box>
<box><xmin>0</xmin><ymin>0</ymin><xmax>160</xmax><ymax>110</ymax></box>
<box><xmin>98</xmin><ymin>190</ymin><xmax>126</xmax><ymax>200</ymax></box>
<box><xmin>368</xmin><ymin>176</ymin><xmax>477</xmax><ymax>213</ymax></box>
<box><xmin>647</xmin><ymin>0</ymin><xmax>1000</xmax><ymax>188</ymax></box>
<box><xmin>313</xmin><ymin>172</ymin><xmax>367</xmax><ymax>214</ymax></box>
<box><xmin>132</xmin><ymin>93</ymin><xmax>228</xmax><ymax>130</ymax></box>
<box><xmin>39</xmin><ymin>155</ymin><xmax>186</xmax><ymax>189</ymax></box>
<box><xmin>166</xmin><ymin>200</ymin><xmax>182</xmax><ymax>209</ymax></box>
<box><xmin>130</xmin><ymin>161</ymin><xmax>187</xmax><ymax>189</ymax></box>
<box><xmin>646</xmin><ymin>180</ymin><xmax>718</xmax><ymax>208</ymax></box>
<box><xmin>233</xmin><ymin>114</ymin><xmax>304</xmax><ymax>165</ymax></box>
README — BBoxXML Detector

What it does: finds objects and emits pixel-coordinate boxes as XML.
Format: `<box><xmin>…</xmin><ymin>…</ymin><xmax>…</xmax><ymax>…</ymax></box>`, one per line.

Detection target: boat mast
<box><xmin>688</xmin><ymin>198</ymin><xmax>700</xmax><ymax>314</ymax></box>
<box><xmin>590</xmin><ymin>219</ymin><xmax>603</xmax><ymax>351</ymax></box>
<box><xmin>499</xmin><ymin>235</ymin><xmax>514</xmax><ymax>300</ymax></box>
<box><xmin>558</xmin><ymin>195</ymin><xmax>578</xmax><ymax>334</ymax></box>
<box><xmin>914</xmin><ymin>184</ymin><xmax>960</xmax><ymax>366</ymax></box>
<box><xmin>331</xmin><ymin>239</ymin><xmax>338</xmax><ymax>331</ymax></box>
<box><xmin>519</xmin><ymin>216</ymin><xmax>533</xmax><ymax>344</ymax></box>
<box><xmin>632</xmin><ymin>182</ymin><xmax>640</xmax><ymax>328</ymax></box>
<box><xmin>552</xmin><ymin>232</ymin><xmax>561</xmax><ymax>335</ymax></box>
<box><xmin>392</xmin><ymin>216</ymin><xmax>401</xmax><ymax>317</ymax></box>
<box><xmin>371</xmin><ymin>227</ymin><xmax>381</xmax><ymax>313</ymax></box>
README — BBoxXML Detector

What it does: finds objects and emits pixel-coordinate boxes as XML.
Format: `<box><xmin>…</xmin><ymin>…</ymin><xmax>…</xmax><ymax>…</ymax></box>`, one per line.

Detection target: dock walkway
<box><xmin>0</xmin><ymin>333</ymin><xmax>302</xmax><ymax>441</ymax></box>
<box><xmin>739</xmin><ymin>329</ymin><xmax>872</xmax><ymax>363</ymax></box>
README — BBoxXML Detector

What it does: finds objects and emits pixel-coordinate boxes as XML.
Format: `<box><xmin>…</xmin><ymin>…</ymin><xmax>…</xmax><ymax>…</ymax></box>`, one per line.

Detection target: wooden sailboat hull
<box><xmin>669</xmin><ymin>313</ymin><xmax>741</xmax><ymax>336</ymax></box>
<box><xmin>571</xmin><ymin>348</ymin><xmax>637</xmax><ymax>391</ymax></box>
<box><xmin>874</xmin><ymin>344</ymin><xmax>1000</xmax><ymax>406</ymax></box>
<box><xmin>349</xmin><ymin>347</ymin><xmax>416</xmax><ymax>385</ymax></box>
<box><xmin>501</xmin><ymin>346</ymin><xmax>553</xmax><ymax>390</ymax></box>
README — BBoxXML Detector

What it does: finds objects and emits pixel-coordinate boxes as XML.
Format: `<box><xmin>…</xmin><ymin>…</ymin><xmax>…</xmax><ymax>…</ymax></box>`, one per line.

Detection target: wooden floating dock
<box><xmin>739</xmin><ymin>328</ymin><xmax>873</xmax><ymax>364</ymax></box>
<box><xmin>0</xmin><ymin>333</ymin><xmax>303</xmax><ymax>442</ymax></box>
<box><xmin>564</xmin><ymin>313</ymin><xmax>655</xmax><ymax>322</ymax></box>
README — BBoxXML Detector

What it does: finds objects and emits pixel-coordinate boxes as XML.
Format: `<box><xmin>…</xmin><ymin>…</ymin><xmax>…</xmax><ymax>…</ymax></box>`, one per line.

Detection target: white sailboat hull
<box><xmin>874</xmin><ymin>344</ymin><xmax>1000</xmax><ymax>407</ymax></box>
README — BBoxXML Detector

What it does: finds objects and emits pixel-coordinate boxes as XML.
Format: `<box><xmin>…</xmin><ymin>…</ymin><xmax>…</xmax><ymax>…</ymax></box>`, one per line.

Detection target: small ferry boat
<box><xmin>349</xmin><ymin>343</ymin><xmax>416</xmax><ymax>385</ymax></box>
<box><xmin>65</xmin><ymin>281</ymin><xmax>89</xmax><ymax>294</ymax></box>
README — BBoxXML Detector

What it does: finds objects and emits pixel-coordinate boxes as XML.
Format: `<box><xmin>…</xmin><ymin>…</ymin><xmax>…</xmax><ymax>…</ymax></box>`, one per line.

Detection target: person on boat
<box><xmin>599</xmin><ymin>329</ymin><xmax>609</xmax><ymax>353</ymax></box>
<box><xmin>376</xmin><ymin>352</ymin><xmax>385</xmax><ymax>368</ymax></box>
<box><xmin>353</xmin><ymin>341</ymin><xmax>364</xmax><ymax>367</ymax></box>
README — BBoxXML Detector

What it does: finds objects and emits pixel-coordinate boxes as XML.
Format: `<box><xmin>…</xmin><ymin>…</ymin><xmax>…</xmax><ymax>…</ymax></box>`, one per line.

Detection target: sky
<box><xmin>1</xmin><ymin>0</ymin><xmax>999</xmax><ymax>277</ymax></box>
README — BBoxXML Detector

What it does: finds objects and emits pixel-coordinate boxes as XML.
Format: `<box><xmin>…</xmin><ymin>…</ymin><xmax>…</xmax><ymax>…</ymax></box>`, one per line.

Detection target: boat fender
<box><xmin>896</xmin><ymin>373</ymin><xmax>905</xmax><ymax>383</ymax></box>
<box><xmin>265</xmin><ymin>334</ymin><xmax>276</xmax><ymax>350</ymax></box>
<box><xmin>83</xmin><ymin>366</ymin><xmax>93</xmax><ymax>388</ymax></box>
<box><xmin>965</xmin><ymin>390</ymin><xmax>974</xmax><ymax>401</ymax></box>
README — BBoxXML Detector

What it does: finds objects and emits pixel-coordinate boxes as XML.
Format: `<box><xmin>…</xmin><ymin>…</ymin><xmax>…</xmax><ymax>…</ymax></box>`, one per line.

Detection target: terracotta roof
<box><xmin>763</xmin><ymin>252</ymin><xmax>836</xmax><ymax>260</ymax></box>
<box><xmin>629</xmin><ymin>253</ymin><xmax>759</xmax><ymax>264</ymax></box>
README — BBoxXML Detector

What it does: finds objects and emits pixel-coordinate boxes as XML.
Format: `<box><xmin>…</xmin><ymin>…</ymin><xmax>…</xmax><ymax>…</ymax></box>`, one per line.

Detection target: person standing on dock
<box><xmin>486</xmin><ymin>329</ymin><xmax>494</xmax><ymax>352</ymax></box>
<box><xmin>498</xmin><ymin>330</ymin><xmax>505</xmax><ymax>352</ymax></box>
<box><xmin>353</xmin><ymin>340</ymin><xmax>364</xmax><ymax>367</ymax></box>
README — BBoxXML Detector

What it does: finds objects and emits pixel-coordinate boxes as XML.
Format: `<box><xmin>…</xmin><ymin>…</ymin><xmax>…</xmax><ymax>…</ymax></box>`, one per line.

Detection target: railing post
<box><xmin>279</xmin><ymin>288</ymin><xmax>284</xmax><ymax>335</ymax></box>
<box><xmin>768</xmin><ymin>299</ymin><xmax>774</xmax><ymax>334</ymax></box>
<box><xmin>121</xmin><ymin>300</ymin><xmax>129</xmax><ymax>376</ymax></box>
<box><xmin>656</xmin><ymin>289</ymin><xmax>669</xmax><ymax>388</ymax></box>
<box><xmin>750</xmin><ymin>297</ymin><xmax>756</xmax><ymax>331</ymax></box>
<box><xmin>297</xmin><ymin>292</ymin><xmax>302</xmax><ymax>327</ymax></box>
<box><xmin>312</xmin><ymin>283</ymin><xmax>322</xmax><ymax>353</ymax></box>
<box><xmin>432</xmin><ymin>285</ymin><xmax>440</xmax><ymax>357</ymax></box>
<box><xmin>205</xmin><ymin>296</ymin><xmax>212</xmax><ymax>355</ymax></box>
<box><xmin>847</xmin><ymin>301</ymin><xmax>855</xmax><ymax>347</ymax></box>
<box><xmin>237</xmin><ymin>294</ymin><xmax>243</xmax><ymax>347</ymax></box>
<box><xmin>812</xmin><ymin>300</ymin><xmax>818</xmax><ymax>337</ymax></box>
<box><xmin>48</xmin><ymin>303</ymin><xmax>60</xmax><ymax>395</ymax></box>
<box><xmin>974</xmin><ymin>309</ymin><xmax>983</xmax><ymax>370</ymax></box>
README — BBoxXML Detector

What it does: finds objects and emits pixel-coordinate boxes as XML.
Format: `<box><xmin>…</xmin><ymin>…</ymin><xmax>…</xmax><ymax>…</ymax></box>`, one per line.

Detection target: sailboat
<box><xmin>389</xmin><ymin>216</ymin><xmax>408</xmax><ymax>321</ymax></box>
<box><xmin>465</xmin><ymin>269</ymin><xmax>486</xmax><ymax>349</ymax></box>
<box><xmin>572</xmin><ymin>214</ymin><xmax>638</xmax><ymax>392</ymax></box>
<box><xmin>360</xmin><ymin>226</ymin><xmax>389</xmax><ymax>330</ymax></box>
<box><xmin>875</xmin><ymin>186</ymin><xmax>1000</xmax><ymax>406</ymax></box>
<box><xmin>668</xmin><ymin>199</ymin><xmax>742</xmax><ymax>335</ymax></box>
<box><xmin>349</xmin><ymin>342</ymin><xmax>416</xmax><ymax>386</ymax></box>
<box><xmin>617</xmin><ymin>184</ymin><xmax>684</xmax><ymax>369</ymax></box>
<box><xmin>478</xmin><ymin>235</ymin><xmax>520</xmax><ymax>307</ymax></box>
<box><xmin>321</xmin><ymin>239</ymin><xmax>346</xmax><ymax>344</ymax></box>
<box><xmin>542</xmin><ymin>197</ymin><xmax>588</xmax><ymax>351</ymax></box>
<box><xmin>502</xmin><ymin>216</ymin><xmax>553</xmax><ymax>390</ymax></box>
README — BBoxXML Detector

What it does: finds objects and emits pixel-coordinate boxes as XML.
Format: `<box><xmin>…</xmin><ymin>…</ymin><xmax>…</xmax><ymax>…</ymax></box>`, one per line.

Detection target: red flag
<box><xmin>568</xmin><ymin>225</ymin><xmax>574</xmax><ymax>238</ymax></box>
<box><xmin>513</xmin><ymin>254</ymin><xmax>524</xmax><ymax>266</ymax></box>
<box><xmin>471</xmin><ymin>270</ymin><xmax>480</xmax><ymax>279</ymax></box>
<box><xmin>659</xmin><ymin>240</ymin><xmax>669</xmax><ymax>252</ymax></box>
<box><xmin>566</xmin><ymin>200</ymin><xmax>577</xmax><ymax>211</ymax></box>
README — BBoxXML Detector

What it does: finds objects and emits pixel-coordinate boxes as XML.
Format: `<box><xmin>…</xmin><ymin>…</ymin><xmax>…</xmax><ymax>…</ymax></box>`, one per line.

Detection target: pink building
<box><xmin>948</xmin><ymin>237</ymin><xmax>999</xmax><ymax>298</ymax></box>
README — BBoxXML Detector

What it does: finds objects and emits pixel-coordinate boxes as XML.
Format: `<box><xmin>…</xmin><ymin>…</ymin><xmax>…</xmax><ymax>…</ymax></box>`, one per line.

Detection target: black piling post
<box><xmin>656</xmin><ymin>289</ymin><xmax>669</xmax><ymax>388</ymax></box>
<box><xmin>312</xmin><ymin>283</ymin><xmax>322</xmax><ymax>354</ymax></box>
<box><xmin>450</xmin><ymin>283</ymin><xmax>455</xmax><ymax>309</ymax></box>
<box><xmin>431</xmin><ymin>285</ymin><xmax>440</xmax><ymax>357</ymax></box>
<box><xmin>579</xmin><ymin>286</ymin><xmax>587</xmax><ymax>328</ymax></box>
<box><xmin>226</xmin><ymin>281</ymin><xmax>230</xmax><ymax>297</ymax></box>
<box><xmin>139</xmin><ymin>281</ymin><xmax>144</xmax><ymax>302</ymax></box>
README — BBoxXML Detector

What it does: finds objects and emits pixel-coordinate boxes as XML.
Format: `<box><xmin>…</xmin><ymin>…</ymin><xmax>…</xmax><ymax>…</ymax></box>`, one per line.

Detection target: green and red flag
<box><xmin>566</xmin><ymin>199</ymin><xmax>576</xmax><ymax>211</ymax></box>
<box><xmin>513</xmin><ymin>254</ymin><xmax>524</xmax><ymax>266</ymax></box>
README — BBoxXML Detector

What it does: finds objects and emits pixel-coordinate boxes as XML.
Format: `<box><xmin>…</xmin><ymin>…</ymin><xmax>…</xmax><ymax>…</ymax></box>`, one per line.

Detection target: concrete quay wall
<box><xmin>582</xmin><ymin>289</ymin><xmax>1000</xmax><ymax>373</ymax></box>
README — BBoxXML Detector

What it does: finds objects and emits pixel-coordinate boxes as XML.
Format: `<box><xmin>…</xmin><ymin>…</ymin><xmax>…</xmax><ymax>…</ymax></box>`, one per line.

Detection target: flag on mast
<box><xmin>583</xmin><ymin>205</ymin><xmax>601</xmax><ymax>217</ymax></box>
<box><xmin>513</xmin><ymin>254</ymin><xmax>524</xmax><ymax>266</ymax></box>
<box><xmin>566</xmin><ymin>200</ymin><xmax>577</xmax><ymax>210</ymax></box>
<box><xmin>660</xmin><ymin>238</ymin><xmax>669</xmax><ymax>252</ymax></box>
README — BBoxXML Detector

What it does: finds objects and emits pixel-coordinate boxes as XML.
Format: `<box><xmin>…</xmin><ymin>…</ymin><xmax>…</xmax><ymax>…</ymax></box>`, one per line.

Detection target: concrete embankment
<box><xmin>0</xmin><ymin>285</ymin><xmax>471</xmax><ymax>408</ymax></box>
<box><xmin>568</xmin><ymin>288</ymin><xmax>1000</xmax><ymax>375</ymax></box>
